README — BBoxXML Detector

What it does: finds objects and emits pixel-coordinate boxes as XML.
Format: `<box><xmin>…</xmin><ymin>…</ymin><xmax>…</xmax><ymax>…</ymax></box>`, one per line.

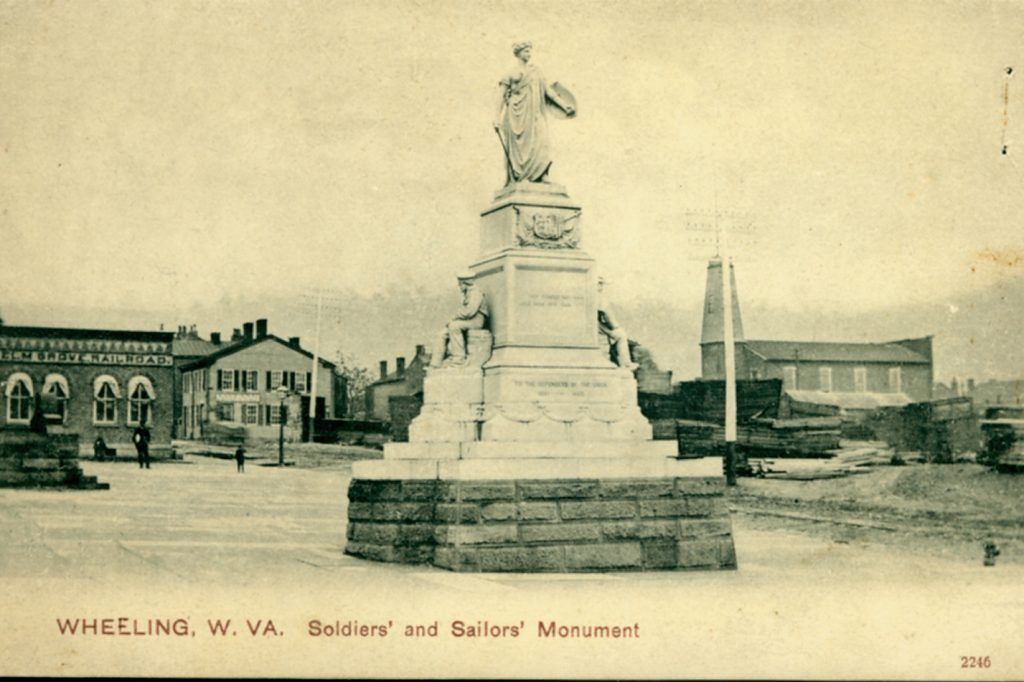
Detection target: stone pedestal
<box><xmin>0</xmin><ymin>431</ymin><xmax>109</xmax><ymax>489</ymax></box>
<box><xmin>346</xmin><ymin>458</ymin><xmax>736</xmax><ymax>572</ymax></box>
<box><xmin>417</xmin><ymin>182</ymin><xmax>657</xmax><ymax>446</ymax></box>
<box><xmin>345</xmin><ymin>181</ymin><xmax>737</xmax><ymax>572</ymax></box>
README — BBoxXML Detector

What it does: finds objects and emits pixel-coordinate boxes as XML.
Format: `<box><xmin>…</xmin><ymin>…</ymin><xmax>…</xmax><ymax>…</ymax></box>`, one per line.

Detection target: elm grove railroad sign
<box><xmin>0</xmin><ymin>349</ymin><xmax>172</xmax><ymax>367</ymax></box>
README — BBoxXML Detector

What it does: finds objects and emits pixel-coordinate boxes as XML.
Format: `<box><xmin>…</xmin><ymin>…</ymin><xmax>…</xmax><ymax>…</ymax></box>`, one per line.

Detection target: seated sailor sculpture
<box><xmin>429</xmin><ymin>270</ymin><xmax>490</xmax><ymax>368</ymax></box>
<box><xmin>597</xmin><ymin>276</ymin><xmax>637</xmax><ymax>370</ymax></box>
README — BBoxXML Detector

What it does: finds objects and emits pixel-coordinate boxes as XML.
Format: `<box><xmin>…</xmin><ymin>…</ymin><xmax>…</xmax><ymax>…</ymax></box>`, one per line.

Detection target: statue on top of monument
<box><xmin>494</xmin><ymin>42</ymin><xmax>576</xmax><ymax>185</ymax></box>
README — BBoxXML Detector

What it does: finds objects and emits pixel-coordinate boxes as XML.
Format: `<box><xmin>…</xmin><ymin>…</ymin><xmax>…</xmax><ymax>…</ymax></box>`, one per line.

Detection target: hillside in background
<box><xmin>4</xmin><ymin>273</ymin><xmax>1022</xmax><ymax>384</ymax></box>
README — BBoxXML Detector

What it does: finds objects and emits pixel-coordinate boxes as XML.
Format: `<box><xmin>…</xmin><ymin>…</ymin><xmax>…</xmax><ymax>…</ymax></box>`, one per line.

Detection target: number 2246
<box><xmin>961</xmin><ymin>656</ymin><xmax>991</xmax><ymax>668</ymax></box>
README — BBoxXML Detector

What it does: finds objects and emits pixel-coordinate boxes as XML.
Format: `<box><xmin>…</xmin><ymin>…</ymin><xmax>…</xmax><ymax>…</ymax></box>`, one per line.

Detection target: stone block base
<box><xmin>0</xmin><ymin>431</ymin><xmax>109</xmax><ymax>490</ymax></box>
<box><xmin>345</xmin><ymin>476</ymin><xmax>736</xmax><ymax>572</ymax></box>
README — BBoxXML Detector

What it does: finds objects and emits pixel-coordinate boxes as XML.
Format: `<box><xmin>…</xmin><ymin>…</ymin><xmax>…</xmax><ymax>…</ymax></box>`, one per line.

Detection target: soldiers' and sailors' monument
<box><xmin>346</xmin><ymin>43</ymin><xmax>737</xmax><ymax>572</ymax></box>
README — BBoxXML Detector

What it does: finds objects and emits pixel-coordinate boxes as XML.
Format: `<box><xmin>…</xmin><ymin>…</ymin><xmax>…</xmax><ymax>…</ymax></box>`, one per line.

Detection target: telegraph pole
<box><xmin>308</xmin><ymin>290</ymin><xmax>323</xmax><ymax>442</ymax></box>
<box><xmin>720</xmin><ymin>224</ymin><xmax>738</xmax><ymax>486</ymax></box>
<box><xmin>684</xmin><ymin>206</ymin><xmax>755</xmax><ymax>486</ymax></box>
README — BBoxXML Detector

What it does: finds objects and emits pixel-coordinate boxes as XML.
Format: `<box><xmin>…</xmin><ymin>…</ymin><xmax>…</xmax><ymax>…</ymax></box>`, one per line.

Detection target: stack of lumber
<box><xmin>980</xmin><ymin>414</ymin><xmax>1024</xmax><ymax>470</ymax></box>
<box><xmin>750</xmin><ymin>442</ymin><xmax>894</xmax><ymax>480</ymax></box>
<box><xmin>676</xmin><ymin>416</ymin><xmax>842</xmax><ymax>458</ymax></box>
<box><xmin>747</xmin><ymin>417</ymin><xmax>842</xmax><ymax>455</ymax></box>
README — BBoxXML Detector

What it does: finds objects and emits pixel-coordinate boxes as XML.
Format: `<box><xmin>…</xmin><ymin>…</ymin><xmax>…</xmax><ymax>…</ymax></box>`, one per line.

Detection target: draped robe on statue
<box><xmin>496</xmin><ymin>63</ymin><xmax>562</xmax><ymax>183</ymax></box>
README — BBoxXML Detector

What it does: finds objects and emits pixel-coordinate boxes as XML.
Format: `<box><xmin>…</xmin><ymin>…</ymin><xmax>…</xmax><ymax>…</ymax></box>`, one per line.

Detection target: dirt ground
<box><xmin>181</xmin><ymin>441</ymin><xmax>1024</xmax><ymax>566</ymax></box>
<box><xmin>178</xmin><ymin>440</ymin><xmax>383</xmax><ymax>469</ymax></box>
<box><xmin>2</xmin><ymin>453</ymin><xmax>1022</xmax><ymax>678</ymax></box>
<box><xmin>730</xmin><ymin>462</ymin><xmax>1024</xmax><ymax>565</ymax></box>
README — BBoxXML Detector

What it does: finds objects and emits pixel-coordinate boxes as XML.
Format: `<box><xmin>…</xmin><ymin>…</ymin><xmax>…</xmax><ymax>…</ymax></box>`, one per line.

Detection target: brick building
<box><xmin>0</xmin><ymin>324</ymin><xmax>175</xmax><ymax>455</ymax></box>
<box><xmin>700</xmin><ymin>258</ymin><xmax>934</xmax><ymax>406</ymax></box>
<box><xmin>365</xmin><ymin>345</ymin><xmax>428</xmax><ymax>421</ymax></box>
<box><xmin>171</xmin><ymin>325</ymin><xmax>218</xmax><ymax>438</ymax></box>
<box><xmin>180</xmin><ymin>320</ymin><xmax>339</xmax><ymax>442</ymax></box>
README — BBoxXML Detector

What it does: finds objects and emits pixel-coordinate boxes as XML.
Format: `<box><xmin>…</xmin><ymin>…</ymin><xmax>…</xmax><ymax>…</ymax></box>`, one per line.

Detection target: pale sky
<box><xmin>2</xmin><ymin>0</ymin><xmax>1023</xmax><ymax>319</ymax></box>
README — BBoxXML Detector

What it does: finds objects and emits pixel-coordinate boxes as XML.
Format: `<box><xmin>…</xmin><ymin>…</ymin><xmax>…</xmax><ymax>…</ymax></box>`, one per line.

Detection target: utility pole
<box><xmin>684</xmin><ymin>205</ymin><xmax>756</xmax><ymax>486</ymax></box>
<box><xmin>719</xmin><ymin>219</ymin><xmax>738</xmax><ymax>486</ymax></box>
<box><xmin>298</xmin><ymin>286</ymin><xmax>352</xmax><ymax>439</ymax></box>
<box><xmin>308</xmin><ymin>290</ymin><xmax>323</xmax><ymax>443</ymax></box>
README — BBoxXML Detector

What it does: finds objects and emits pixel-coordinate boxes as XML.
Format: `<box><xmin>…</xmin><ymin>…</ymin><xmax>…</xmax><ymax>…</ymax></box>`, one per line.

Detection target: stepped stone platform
<box><xmin>0</xmin><ymin>431</ymin><xmax>109</xmax><ymax>490</ymax></box>
<box><xmin>345</xmin><ymin>458</ymin><xmax>736</xmax><ymax>572</ymax></box>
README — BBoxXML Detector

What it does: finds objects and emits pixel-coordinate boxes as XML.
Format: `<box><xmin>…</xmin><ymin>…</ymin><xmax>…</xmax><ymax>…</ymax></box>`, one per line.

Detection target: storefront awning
<box><xmin>127</xmin><ymin>375</ymin><xmax>156</xmax><ymax>398</ymax></box>
<box><xmin>4</xmin><ymin>372</ymin><xmax>33</xmax><ymax>397</ymax></box>
<box><xmin>93</xmin><ymin>374</ymin><xmax>121</xmax><ymax>398</ymax></box>
<box><xmin>43</xmin><ymin>373</ymin><xmax>69</xmax><ymax>397</ymax></box>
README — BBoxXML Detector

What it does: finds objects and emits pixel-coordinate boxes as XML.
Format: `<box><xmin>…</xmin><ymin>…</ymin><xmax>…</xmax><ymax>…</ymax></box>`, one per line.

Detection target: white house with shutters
<box><xmin>180</xmin><ymin>331</ymin><xmax>336</xmax><ymax>442</ymax></box>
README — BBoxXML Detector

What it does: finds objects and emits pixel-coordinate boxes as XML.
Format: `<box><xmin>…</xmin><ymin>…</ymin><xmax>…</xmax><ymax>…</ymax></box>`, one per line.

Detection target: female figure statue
<box><xmin>494</xmin><ymin>42</ymin><xmax>576</xmax><ymax>184</ymax></box>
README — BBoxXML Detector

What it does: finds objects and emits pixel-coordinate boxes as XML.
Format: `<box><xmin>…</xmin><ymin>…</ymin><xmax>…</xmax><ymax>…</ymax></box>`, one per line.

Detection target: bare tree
<box><xmin>335</xmin><ymin>352</ymin><xmax>372</xmax><ymax>418</ymax></box>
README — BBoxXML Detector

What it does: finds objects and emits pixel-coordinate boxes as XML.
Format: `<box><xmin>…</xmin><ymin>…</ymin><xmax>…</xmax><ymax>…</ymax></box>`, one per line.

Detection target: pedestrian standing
<box><xmin>132</xmin><ymin>419</ymin><xmax>151</xmax><ymax>469</ymax></box>
<box><xmin>235</xmin><ymin>445</ymin><xmax>246</xmax><ymax>473</ymax></box>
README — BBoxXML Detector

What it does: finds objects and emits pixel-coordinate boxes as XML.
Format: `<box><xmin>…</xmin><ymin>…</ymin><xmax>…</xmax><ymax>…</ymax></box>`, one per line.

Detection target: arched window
<box><xmin>93</xmin><ymin>375</ymin><xmax>120</xmax><ymax>425</ymax></box>
<box><xmin>42</xmin><ymin>374</ymin><xmax>70</xmax><ymax>423</ymax></box>
<box><xmin>5</xmin><ymin>372</ymin><xmax>34</xmax><ymax>424</ymax></box>
<box><xmin>127</xmin><ymin>375</ymin><xmax>155</xmax><ymax>426</ymax></box>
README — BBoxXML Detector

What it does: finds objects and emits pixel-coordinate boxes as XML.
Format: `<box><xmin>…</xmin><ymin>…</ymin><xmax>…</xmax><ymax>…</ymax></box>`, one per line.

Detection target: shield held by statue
<box><xmin>546</xmin><ymin>81</ymin><xmax>577</xmax><ymax>119</ymax></box>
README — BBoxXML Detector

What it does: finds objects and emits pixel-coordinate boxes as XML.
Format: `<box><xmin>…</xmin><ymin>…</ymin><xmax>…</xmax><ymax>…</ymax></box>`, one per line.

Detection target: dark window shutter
<box><xmin>266</xmin><ymin>371</ymin><xmax>272</xmax><ymax>390</ymax></box>
<box><xmin>306</xmin><ymin>372</ymin><xmax>312</xmax><ymax>391</ymax></box>
<box><xmin>234</xmin><ymin>370</ymin><xmax>240</xmax><ymax>391</ymax></box>
<box><xmin>289</xmin><ymin>372</ymin><xmax>295</xmax><ymax>391</ymax></box>
<box><xmin>217</xmin><ymin>370</ymin><xmax>223</xmax><ymax>390</ymax></box>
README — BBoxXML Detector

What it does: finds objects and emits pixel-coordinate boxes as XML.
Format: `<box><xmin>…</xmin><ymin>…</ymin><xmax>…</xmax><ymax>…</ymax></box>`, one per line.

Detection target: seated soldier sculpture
<box><xmin>597</xmin><ymin>276</ymin><xmax>638</xmax><ymax>370</ymax></box>
<box><xmin>430</xmin><ymin>271</ymin><xmax>490</xmax><ymax>368</ymax></box>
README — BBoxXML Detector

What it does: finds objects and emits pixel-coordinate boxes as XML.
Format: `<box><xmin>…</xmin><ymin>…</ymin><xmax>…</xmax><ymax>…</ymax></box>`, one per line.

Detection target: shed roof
<box><xmin>172</xmin><ymin>336</ymin><xmax>219</xmax><ymax>358</ymax></box>
<box><xmin>786</xmin><ymin>389</ymin><xmax>914</xmax><ymax>410</ymax></box>
<box><xmin>745</xmin><ymin>340</ymin><xmax>929</xmax><ymax>364</ymax></box>
<box><xmin>179</xmin><ymin>335</ymin><xmax>336</xmax><ymax>371</ymax></box>
<box><xmin>0</xmin><ymin>325</ymin><xmax>173</xmax><ymax>344</ymax></box>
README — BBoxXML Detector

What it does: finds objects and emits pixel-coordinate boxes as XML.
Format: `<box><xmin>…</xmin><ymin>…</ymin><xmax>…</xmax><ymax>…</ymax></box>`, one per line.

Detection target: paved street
<box><xmin>1</xmin><ymin>455</ymin><xmax>1022</xmax><ymax>679</ymax></box>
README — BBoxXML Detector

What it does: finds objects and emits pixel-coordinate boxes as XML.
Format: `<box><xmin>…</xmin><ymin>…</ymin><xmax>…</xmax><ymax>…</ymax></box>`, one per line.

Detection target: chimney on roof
<box><xmin>288</xmin><ymin>336</ymin><xmax>301</xmax><ymax>349</ymax></box>
<box><xmin>243</xmin><ymin>322</ymin><xmax>254</xmax><ymax>341</ymax></box>
<box><xmin>379</xmin><ymin>360</ymin><xmax>388</xmax><ymax>379</ymax></box>
<box><xmin>231</xmin><ymin>328</ymin><xmax>242</xmax><ymax>341</ymax></box>
<box><xmin>190</xmin><ymin>324</ymin><xmax>198</xmax><ymax>337</ymax></box>
<box><xmin>415</xmin><ymin>344</ymin><xmax>425</xmax><ymax>358</ymax></box>
<box><xmin>396</xmin><ymin>357</ymin><xmax>406</xmax><ymax>375</ymax></box>
<box><xmin>210</xmin><ymin>332</ymin><xmax>221</xmax><ymax>345</ymax></box>
<box><xmin>256</xmin><ymin>318</ymin><xmax>268</xmax><ymax>339</ymax></box>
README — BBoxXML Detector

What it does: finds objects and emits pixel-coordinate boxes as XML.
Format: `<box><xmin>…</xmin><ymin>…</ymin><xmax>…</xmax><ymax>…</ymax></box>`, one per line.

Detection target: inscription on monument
<box><xmin>510</xmin><ymin>377</ymin><xmax>612</xmax><ymax>401</ymax></box>
<box><xmin>519</xmin><ymin>292</ymin><xmax>585</xmax><ymax>310</ymax></box>
<box><xmin>514</xmin><ymin>266</ymin><xmax>590</xmax><ymax>343</ymax></box>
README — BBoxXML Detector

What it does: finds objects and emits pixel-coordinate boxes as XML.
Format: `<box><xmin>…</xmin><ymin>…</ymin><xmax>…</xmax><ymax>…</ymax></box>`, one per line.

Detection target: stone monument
<box><xmin>345</xmin><ymin>43</ymin><xmax>737</xmax><ymax>572</ymax></box>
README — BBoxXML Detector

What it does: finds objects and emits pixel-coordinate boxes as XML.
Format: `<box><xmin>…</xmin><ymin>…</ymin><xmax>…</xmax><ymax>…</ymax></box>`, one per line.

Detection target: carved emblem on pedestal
<box><xmin>514</xmin><ymin>207</ymin><xmax>581</xmax><ymax>249</ymax></box>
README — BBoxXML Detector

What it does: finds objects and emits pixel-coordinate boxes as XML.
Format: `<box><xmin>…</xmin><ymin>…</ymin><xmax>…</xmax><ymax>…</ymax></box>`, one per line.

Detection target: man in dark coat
<box><xmin>235</xmin><ymin>445</ymin><xmax>246</xmax><ymax>473</ymax></box>
<box><xmin>133</xmin><ymin>419</ymin><xmax>151</xmax><ymax>469</ymax></box>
